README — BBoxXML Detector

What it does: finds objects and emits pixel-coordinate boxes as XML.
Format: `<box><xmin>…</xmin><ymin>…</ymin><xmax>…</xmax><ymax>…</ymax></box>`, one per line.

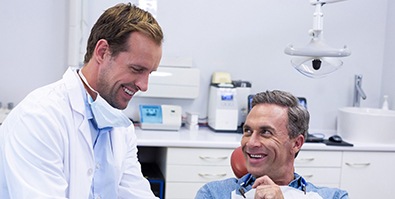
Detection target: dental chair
<box><xmin>230</xmin><ymin>146</ymin><xmax>248</xmax><ymax>178</ymax></box>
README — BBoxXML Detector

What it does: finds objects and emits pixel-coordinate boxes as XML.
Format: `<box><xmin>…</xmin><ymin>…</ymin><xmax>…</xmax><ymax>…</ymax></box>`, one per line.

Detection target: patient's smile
<box><xmin>249</xmin><ymin>154</ymin><xmax>263</xmax><ymax>158</ymax></box>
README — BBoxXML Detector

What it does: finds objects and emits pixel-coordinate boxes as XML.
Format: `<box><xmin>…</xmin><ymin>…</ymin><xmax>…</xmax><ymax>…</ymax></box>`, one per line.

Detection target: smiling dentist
<box><xmin>0</xmin><ymin>3</ymin><xmax>163</xmax><ymax>199</ymax></box>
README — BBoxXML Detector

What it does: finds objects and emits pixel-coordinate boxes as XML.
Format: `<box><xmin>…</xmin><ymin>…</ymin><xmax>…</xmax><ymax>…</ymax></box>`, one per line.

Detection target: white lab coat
<box><xmin>0</xmin><ymin>68</ymin><xmax>157</xmax><ymax>199</ymax></box>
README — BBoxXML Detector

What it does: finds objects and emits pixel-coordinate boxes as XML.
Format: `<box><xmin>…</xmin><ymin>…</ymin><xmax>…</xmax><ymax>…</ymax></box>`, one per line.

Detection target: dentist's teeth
<box><xmin>123</xmin><ymin>87</ymin><xmax>134</xmax><ymax>95</ymax></box>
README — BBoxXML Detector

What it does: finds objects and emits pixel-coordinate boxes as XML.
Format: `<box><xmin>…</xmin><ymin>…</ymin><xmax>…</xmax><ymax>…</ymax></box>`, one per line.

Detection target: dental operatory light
<box><xmin>284</xmin><ymin>0</ymin><xmax>351</xmax><ymax>78</ymax></box>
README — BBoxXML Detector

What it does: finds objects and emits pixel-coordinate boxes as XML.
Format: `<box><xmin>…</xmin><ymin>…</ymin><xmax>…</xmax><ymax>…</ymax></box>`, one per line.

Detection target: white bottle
<box><xmin>382</xmin><ymin>95</ymin><xmax>389</xmax><ymax>110</ymax></box>
<box><xmin>0</xmin><ymin>102</ymin><xmax>6</xmax><ymax>123</ymax></box>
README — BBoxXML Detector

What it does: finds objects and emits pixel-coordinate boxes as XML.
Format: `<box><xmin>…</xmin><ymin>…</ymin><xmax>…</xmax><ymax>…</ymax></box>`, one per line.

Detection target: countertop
<box><xmin>135</xmin><ymin>126</ymin><xmax>395</xmax><ymax>152</ymax></box>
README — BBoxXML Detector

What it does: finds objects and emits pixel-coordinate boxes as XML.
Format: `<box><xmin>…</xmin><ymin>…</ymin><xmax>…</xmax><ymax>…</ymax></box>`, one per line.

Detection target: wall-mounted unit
<box><xmin>135</xmin><ymin>57</ymin><xmax>200</xmax><ymax>99</ymax></box>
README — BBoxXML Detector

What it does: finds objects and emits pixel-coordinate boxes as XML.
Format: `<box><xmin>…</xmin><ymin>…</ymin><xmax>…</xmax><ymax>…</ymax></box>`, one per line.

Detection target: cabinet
<box><xmin>295</xmin><ymin>151</ymin><xmax>342</xmax><ymax>187</ymax></box>
<box><xmin>165</xmin><ymin>147</ymin><xmax>235</xmax><ymax>199</ymax></box>
<box><xmin>340</xmin><ymin>151</ymin><xmax>395</xmax><ymax>198</ymax></box>
<box><xmin>164</xmin><ymin>148</ymin><xmax>344</xmax><ymax>198</ymax></box>
<box><xmin>135</xmin><ymin>128</ymin><xmax>395</xmax><ymax>199</ymax></box>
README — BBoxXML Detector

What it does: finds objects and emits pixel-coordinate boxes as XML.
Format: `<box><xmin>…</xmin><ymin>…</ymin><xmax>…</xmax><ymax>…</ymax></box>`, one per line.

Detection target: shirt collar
<box><xmin>289</xmin><ymin>173</ymin><xmax>307</xmax><ymax>192</ymax></box>
<box><xmin>238</xmin><ymin>173</ymin><xmax>307</xmax><ymax>192</ymax></box>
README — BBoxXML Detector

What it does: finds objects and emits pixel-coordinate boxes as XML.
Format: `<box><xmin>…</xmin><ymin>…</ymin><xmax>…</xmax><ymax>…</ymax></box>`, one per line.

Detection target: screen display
<box><xmin>221</xmin><ymin>94</ymin><xmax>233</xmax><ymax>101</ymax></box>
<box><xmin>298</xmin><ymin>97</ymin><xmax>307</xmax><ymax>109</ymax></box>
<box><xmin>139</xmin><ymin>105</ymin><xmax>163</xmax><ymax>124</ymax></box>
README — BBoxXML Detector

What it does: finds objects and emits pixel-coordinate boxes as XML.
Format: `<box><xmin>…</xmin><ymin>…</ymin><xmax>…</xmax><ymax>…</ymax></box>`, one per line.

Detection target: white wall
<box><xmin>0</xmin><ymin>0</ymin><xmax>68</xmax><ymax>103</ymax></box>
<box><xmin>382</xmin><ymin>0</ymin><xmax>395</xmax><ymax>110</ymax></box>
<box><xmin>0</xmin><ymin>0</ymin><xmax>390</xmax><ymax>134</ymax></box>
<box><xmin>128</xmin><ymin>0</ymin><xmax>389</xmax><ymax>134</ymax></box>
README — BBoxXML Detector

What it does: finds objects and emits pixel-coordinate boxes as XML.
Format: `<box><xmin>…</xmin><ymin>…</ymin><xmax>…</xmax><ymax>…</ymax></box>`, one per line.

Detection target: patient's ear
<box><xmin>292</xmin><ymin>134</ymin><xmax>304</xmax><ymax>154</ymax></box>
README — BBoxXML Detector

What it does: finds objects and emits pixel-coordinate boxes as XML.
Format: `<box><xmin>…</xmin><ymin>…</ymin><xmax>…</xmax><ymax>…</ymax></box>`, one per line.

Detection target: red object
<box><xmin>230</xmin><ymin>146</ymin><xmax>248</xmax><ymax>178</ymax></box>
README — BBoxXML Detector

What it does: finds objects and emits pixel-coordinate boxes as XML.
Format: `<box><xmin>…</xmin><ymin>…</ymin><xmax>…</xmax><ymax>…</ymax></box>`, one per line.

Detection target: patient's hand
<box><xmin>252</xmin><ymin>175</ymin><xmax>284</xmax><ymax>199</ymax></box>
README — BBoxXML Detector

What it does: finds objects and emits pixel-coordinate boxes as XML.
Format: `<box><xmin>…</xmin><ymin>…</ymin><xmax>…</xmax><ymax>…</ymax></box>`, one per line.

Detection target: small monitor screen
<box><xmin>247</xmin><ymin>94</ymin><xmax>254</xmax><ymax>112</ymax></box>
<box><xmin>298</xmin><ymin>97</ymin><xmax>307</xmax><ymax>109</ymax></box>
<box><xmin>221</xmin><ymin>94</ymin><xmax>233</xmax><ymax>101</ymax></box>
<box><xmin>139</xmin><ymin>105</ymin><xmax>163</xmax><ymax>124</ymax></box>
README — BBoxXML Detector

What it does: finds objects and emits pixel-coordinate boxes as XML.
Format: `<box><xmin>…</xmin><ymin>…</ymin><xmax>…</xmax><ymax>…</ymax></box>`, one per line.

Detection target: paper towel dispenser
<box><xmin>135</xmin><ymin>65</ymin><xmax>200</xmax><ymax>99</ymax></box>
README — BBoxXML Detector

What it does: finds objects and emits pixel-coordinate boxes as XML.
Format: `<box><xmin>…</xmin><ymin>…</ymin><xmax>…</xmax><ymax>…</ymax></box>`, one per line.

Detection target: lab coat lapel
<box><xmin>63</xmin><ymin>68</ymin><xmax>95</xmax><ymax>151</ymax></box>
<box><xmin>61</xmin><ymin>68</ymin><xmax>96</xmax><ymax>198</ymax></box>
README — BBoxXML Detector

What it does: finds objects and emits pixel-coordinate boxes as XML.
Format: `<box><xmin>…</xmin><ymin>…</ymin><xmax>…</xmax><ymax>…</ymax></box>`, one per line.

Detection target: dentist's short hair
<box><xmin>84</xmin><ymin>3</ymin><xmax>163</xmax><ymax>64</ymax></box>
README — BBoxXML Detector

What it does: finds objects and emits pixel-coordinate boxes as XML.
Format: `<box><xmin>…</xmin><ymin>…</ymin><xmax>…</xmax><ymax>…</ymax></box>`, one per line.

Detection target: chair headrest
<box><xmin>230</xmin><ymin>146</ymin><xmax>248</xmax><ymax>178</ymax></box>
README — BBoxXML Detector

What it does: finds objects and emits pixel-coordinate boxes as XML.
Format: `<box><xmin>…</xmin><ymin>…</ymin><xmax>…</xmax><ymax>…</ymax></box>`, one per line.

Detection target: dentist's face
<box><xmin>241</xmin><ymin>103</ymin><xmax>297</xmax><ymax>182</ymax></box>
<box><xmin>97</xmin><ymin>32</ymin><xmax>162</xmax><ymax>109</ymax></box>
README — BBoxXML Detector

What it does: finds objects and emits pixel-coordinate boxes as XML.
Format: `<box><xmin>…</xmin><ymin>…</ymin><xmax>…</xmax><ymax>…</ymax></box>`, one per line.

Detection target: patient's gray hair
<box><xmin>251</xmin><ymin>90</ymin><xmax>310</xmax><ymax>139</ymax></box>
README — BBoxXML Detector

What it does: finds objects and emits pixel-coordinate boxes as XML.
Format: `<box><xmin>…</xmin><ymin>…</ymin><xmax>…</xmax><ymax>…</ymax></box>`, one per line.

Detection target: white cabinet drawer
<box><xmin>295</xmin><ymin>167</ymin><xmax>341</xmax><ymax>185</ymax></box>
<box><xmin>167</xmin><ymin>147</ymin><xmax>233</xmax><ymax>166</ymax></box>
<box><xmin>167</xmin><ymin>164</ymin><xmax>235</xmax><ymax>182</ymax></box>
<box><xmin>295</xmin><ymin>151</ymin><xmax>342</xmax><ymax>167</ymax></box>
<box><xmin>340</xmin><ymin>151</ymin><xmax>395</xmax><ymax>198</ymax></box>
<box><xmin>166</xmin><ymin>182</ymin><xmax>204</xmax><ymax>199</ymax></box>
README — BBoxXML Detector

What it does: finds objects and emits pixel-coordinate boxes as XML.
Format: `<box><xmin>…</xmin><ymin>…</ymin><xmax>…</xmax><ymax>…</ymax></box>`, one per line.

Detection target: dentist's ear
<box><xmin>94</xmin><ymin>39</ymin><xmax>110</xmax><ymax>64</ymax></box>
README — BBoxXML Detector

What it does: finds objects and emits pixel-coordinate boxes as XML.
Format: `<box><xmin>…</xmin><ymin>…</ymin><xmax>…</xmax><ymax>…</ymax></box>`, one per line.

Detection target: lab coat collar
<box><xmin>62</xmin><ymin>67</ymin><xmax>94</xmax><ymax>152</ymax></box>
<box><xmin>63</xmin><ymin>67</ymin><xmax>88</xmax><ymax>117</ymax></box>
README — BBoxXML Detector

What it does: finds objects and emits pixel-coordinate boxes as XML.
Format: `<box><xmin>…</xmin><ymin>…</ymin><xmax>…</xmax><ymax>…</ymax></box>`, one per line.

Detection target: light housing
<box><xmin>284</xmin><ymin>0</ymin><xmax>351</xmax><ymax>78</ymax></box>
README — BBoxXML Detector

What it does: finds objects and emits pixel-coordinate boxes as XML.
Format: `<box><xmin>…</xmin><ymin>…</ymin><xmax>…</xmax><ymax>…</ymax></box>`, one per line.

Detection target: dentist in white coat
<box><xmin>0</xmin><ymin>3</ymin><xmax>163</xmax><ymax>198</ymax></box>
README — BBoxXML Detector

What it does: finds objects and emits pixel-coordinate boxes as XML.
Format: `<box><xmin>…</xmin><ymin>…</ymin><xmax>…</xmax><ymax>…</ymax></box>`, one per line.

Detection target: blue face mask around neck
<box><xmin>78</xmin><ymin>70</ymin><xmax>132</xmax><ymax>129</ymax></box>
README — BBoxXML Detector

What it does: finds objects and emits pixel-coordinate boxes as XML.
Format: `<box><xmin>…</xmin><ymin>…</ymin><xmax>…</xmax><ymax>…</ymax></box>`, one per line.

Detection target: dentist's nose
<box><xmin>136</xmin><ymin>74</ymin><xmax>150</xmax><ymax>92</ymax></box>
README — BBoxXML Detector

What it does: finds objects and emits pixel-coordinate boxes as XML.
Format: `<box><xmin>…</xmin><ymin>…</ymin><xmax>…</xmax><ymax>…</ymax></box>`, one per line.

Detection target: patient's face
<box><xmin>241</xmin><ymin>103</ymin><xmax>297</xmax><ymax>182</ymax></box>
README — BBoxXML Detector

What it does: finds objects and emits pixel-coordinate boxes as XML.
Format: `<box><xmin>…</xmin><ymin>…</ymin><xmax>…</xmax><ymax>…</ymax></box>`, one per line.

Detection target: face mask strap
<box><xmin>78</xmin><ymin>69</ymin><xmax>99</xmax><ymax>95</ymax></box>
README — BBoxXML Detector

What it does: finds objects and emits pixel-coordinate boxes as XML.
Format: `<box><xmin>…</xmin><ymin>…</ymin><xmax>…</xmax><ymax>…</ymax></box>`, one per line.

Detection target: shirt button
<box><xmin>87</xmin><ymin>168</ymin><xmax>93</xmax><ymax>176</ymax></box>
<box><xmin>96</xmin><ymin>163</ymin><xmax>101</xmax><ymax>170</ymax></box>
<box><xmin>96</xmin><ymin>195</ymin><xmax>101</xmax><ymax>199</ymax></box>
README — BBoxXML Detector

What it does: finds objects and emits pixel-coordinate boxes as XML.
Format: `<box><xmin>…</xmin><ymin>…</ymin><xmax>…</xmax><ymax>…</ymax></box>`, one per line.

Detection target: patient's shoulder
<box><xmin>306</xmin><ymin>182</ymin><xmax>349</xmax><ymax>199</ymax></box>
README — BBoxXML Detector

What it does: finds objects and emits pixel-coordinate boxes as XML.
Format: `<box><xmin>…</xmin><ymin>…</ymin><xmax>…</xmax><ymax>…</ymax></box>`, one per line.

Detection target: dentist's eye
<box><xmin>130</xmin><ymin>65</ymin><xmax>145</xmax><ymax>73</ymax></box>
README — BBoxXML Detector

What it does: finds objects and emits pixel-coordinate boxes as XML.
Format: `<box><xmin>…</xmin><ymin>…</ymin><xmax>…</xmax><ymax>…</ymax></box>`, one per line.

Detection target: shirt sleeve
<box><xmin>195</xmin><ymin>183</ymin><xmax>214</xmax><ymax>199</ymax></box>
<box><xmin>1</xmin><ymin>103</ymin><xmax>69</xmax><ymax>198</ymax></box>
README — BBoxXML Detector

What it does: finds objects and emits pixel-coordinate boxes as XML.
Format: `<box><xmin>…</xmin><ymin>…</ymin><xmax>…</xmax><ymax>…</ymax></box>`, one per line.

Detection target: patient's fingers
<box><xmin>254</xmin><ymin>186</ymin><xmax>284</xmax><ymax>199</ymax></box>
<box><xmin>252</xmin><ymin>175</ymin><xmax>275</xmax><ymax>188</ymax></box>
<box><xmin>252</xmin><ymin>176</ymin><xmax>284</xmax><ymax>199</ymax></box>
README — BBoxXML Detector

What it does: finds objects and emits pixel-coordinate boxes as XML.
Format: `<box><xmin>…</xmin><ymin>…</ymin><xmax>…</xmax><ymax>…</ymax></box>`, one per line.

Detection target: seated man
<box><xmin>195</xmin><ymin>90</ymin><xmax>348</xmax><ymax>199</ymax></box>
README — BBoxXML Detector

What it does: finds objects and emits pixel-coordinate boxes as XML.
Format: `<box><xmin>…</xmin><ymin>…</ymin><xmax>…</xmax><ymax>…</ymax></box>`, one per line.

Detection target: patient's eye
<box><xmin>260</xmin><ymin>129</ymin><xmax>272</xmax><ymax>137</ymax></box>
<box><xmin>243</xmin><ymin>128</ymin><xmax>252</xmax><ymax>136</ymax></box>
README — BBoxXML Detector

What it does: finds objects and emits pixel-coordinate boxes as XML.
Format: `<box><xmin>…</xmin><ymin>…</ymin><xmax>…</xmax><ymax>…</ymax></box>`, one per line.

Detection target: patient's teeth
<box><xmin>250</xmin><ymin>154</ymin><xmax>263</xmax><ymax>158</ymax></box>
